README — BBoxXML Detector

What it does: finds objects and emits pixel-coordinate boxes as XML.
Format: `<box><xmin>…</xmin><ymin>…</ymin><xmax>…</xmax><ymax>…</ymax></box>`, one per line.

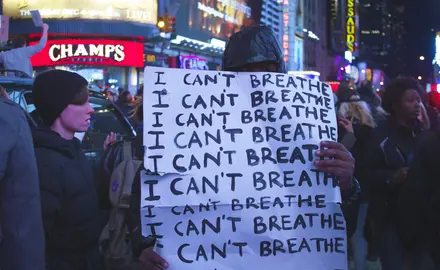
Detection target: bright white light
<box><xmin>435</xmin><ymin>35</ymin><xmax>440</xmax><ymax>66</ymax></box>
<box><xmin>437</xmin><ymin>84</ymin><xmax>440</xmax><ymax>93</ymax></box>
<box><xmin>420</xmin><ymin>56</ymin><xmax>425</xmax><ymax>60</ymax></box>
<box><xmin>418</xmin><ymin>76</ymin><xmax>422</xmax><ymax>80</ymax></box>
<box><xmin>345</xmin><ymin>51</ymin><xmax>353</xmax><ymax>63</ymax></box>
<box><xmin>361</xmin><ymin>70</ymin><xmax>366</xmax><ymax>74</ymax></box>
<box><xmin>380</xmin><ymin>81</ymin><xmax>384</xmax><ymax>86</ymax></box>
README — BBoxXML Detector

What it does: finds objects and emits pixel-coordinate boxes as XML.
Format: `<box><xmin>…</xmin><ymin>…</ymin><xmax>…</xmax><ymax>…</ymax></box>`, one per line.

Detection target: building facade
<box><xmin>387</xmin><ymin>3</ymin><xmax>407</xmax><ymax>78</ymax></box>
<box><xmin>358</xmin><ymin>0</ymin><xmax>391</xmax><ymax>72</ymax></box>
<box><xmin>160</xmin><ymin>0</ymin><xmax>262</xmax><ymax>73</ymax></box>
<box><xmin>302</xmin><ymin>0</ymin><xmax>330</xmax><ymax>80</ymax></box>
<box><xmin>260</xmin><ymin>0</ymin><xmax>283</xmax><ymax>44</ymax></box>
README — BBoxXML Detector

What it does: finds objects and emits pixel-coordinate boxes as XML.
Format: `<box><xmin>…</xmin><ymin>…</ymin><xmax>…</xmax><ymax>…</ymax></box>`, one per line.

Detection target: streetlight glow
<box><xmin>420</xmin><ymin>56</ymin><xmax>425</xmax><ymax>60</ymax></box>
<box><xmin>418</xmin><ymin>76</ymin><xmax>422</xmax><ymax>80</ymax></box>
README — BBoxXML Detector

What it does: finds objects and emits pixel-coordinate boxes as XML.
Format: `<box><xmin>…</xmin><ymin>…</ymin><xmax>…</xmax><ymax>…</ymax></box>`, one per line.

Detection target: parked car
<box><xmin>1</xmin><ymin>73</ymin><xmax>136</xmax><ymax>172</ymax></box>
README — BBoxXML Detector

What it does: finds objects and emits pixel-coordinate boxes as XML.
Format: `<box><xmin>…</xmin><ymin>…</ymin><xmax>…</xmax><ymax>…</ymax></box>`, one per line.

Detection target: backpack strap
<box><xmin>123</xmin><ymin>140</ymin><xmax>133</xmax><ymax>162</ymax></box>
<box><xmin>117</xmin><ymin>141</ymin><xmax>134</xmax><ymax>209</ymax></box>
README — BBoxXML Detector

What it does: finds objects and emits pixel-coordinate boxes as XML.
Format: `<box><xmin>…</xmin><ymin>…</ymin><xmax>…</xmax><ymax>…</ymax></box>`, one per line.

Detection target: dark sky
<box><xmin>398</xmin><ymin>0</ymin><xmax>439</xmax><ymax>81</ymax></box>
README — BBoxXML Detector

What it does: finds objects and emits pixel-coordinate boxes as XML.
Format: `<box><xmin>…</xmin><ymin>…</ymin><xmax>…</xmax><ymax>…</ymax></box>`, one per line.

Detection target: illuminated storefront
<box><xmin>4</xmin><ymin>0</ymin><xmax>158</xmax><ymax>92</ymax></box>
<box><xmin>30</xmin><ymin>39</ymin><xmax>144</xmax><ymax>91</ymax></box>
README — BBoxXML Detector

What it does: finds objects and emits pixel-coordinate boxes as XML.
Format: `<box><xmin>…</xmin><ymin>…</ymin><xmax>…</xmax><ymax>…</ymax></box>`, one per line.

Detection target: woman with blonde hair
<box><xmin>336</xmin><ymin>88</ymin><xmax>377</xmax><ymax>270</ymax></box>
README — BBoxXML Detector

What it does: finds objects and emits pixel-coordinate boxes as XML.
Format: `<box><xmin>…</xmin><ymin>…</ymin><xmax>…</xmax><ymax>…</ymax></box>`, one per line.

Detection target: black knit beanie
<box><xmin>33</xmin><ymin>70</ymin><xmax>88</xmax><ymax>126</ymax></box>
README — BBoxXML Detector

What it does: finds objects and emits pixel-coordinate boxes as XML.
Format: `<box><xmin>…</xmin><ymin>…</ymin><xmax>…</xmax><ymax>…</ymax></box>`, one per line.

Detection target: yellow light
<box><xmin>418</xmin><ymin>76</ymin><xmax>422</xmax><ymax>80</ymax></box>
<box><xmin>157</xmin><ymin>21</ymin><xmax>165</xmax><ymax>28</ymax></box>
<box><xmin>420</xmin><ymin>56</ymin><xmax>425</xmax><ymax>60</ymax></box>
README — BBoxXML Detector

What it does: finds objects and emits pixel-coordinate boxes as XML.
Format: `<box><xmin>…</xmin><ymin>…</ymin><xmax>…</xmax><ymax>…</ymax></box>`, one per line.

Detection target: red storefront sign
<box><xmin>30</xmin><ymin>39</ymin><xmax>144</xmax><ymax>68</ymax></box>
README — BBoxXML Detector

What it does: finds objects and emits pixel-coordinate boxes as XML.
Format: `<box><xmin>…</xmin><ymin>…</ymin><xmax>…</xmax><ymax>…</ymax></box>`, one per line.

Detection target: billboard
<box><xmin>176</xmin><ymin>0</ymin><xmax>262</xmax><ymax>41</ymax></box>
<box><xmin>30</xmin><ymin>39</ymin><xmax>144</xmax><ymax>68</ymax></box>
<box><xmin>3</xmin><ymin>0</ymin><xmax>158</xmax><ymax>25</ymax></box>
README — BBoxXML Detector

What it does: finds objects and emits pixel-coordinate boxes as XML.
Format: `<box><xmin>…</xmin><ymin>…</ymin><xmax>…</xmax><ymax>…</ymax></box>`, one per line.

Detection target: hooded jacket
<box><xmin>222</xmin><ymin>25</ymin><xmax>286</xmax><ymax>73</ymax></box>
<box><xmin>33</xmin><ymin>128</ymin><xmax>104</xmax><ymax>270</ymax></box>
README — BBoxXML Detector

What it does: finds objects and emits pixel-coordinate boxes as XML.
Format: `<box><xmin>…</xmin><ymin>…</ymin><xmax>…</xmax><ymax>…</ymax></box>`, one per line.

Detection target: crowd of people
<box><xmin>0</xmin><ymin>24</ymin><xmax>439</xmax><ymax>270</ymax></box>
<box><xmin>336</xmin><ymin>77</ymin><xmax>440</xmax><ymax>270</ymax></box>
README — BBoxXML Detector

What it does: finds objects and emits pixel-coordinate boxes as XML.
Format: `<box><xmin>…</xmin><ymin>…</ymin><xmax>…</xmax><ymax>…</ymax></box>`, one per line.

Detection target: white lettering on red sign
<box><xmin>48</xmin><ymin>44</ymin><xmax>126</xmax><ymax>62</ymax></box>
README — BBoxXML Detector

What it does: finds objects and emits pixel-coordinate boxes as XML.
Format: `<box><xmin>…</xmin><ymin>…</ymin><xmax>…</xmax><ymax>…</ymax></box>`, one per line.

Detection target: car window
<box><xmin>23</xmin><ymin>92</ymin><xmax>36</xmax><ymax>112</ymax></box>
<box><xmin>0</xmin><ymin>82</ymin><xmax>33</xmax><ymax>108</ymax></box>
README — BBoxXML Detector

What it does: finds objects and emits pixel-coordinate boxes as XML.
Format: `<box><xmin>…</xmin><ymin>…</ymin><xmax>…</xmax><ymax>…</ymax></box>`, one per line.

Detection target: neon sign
<box><xmin>179</xmin><ymin>55</ymin><xmax>208</xmax><ymax>70</ymax></box>
<box><xmin>346</xmin><ymin>0</ymin><xmax>356</xmax><ymax>53</ymax></box>
<box><xmin>30</xmin><ymin>39</ymin><xmax>144</xmax><ymax>67</ymax></box>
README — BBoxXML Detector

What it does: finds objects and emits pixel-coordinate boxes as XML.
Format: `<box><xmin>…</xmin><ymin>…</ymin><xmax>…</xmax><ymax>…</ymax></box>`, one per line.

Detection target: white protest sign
<box><xmin>30</xmin><ymin>10</ymin><xmax>43</xmax><ymax>27</ymax></box>
<box><xmin>141</xmin><ymin>66</ymin><xmax>347</xmax><ymax>270</ymax></box>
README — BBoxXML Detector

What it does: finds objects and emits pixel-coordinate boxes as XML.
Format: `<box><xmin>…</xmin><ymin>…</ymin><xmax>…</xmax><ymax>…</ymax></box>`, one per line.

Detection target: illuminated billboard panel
<box><xmin>346</xmin><ymin>0</ymin><xmax>357</xmax><ymax>53</ymax></box>
<box><xmin>177</xmin><ymin>0</ymin><xmax>261</xmax><ymax>41</ymax></box>
<box><xmin>3</xmin><ymin>0</ymin><xmax>158</xmax><ymax>25</ymax></box>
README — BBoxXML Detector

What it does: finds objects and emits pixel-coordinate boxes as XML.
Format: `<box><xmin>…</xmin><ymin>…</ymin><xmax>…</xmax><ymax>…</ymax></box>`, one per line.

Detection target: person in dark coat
<box><xmin>364</xmin><ymin>76</ymin><xmax>426</xmax><ymax>270</ymax></box>
<box><xmin>100</xmin><ymin>25</ymin><xmax>359</xmax><ymax>269</ymax></box>
<box><xmin>32</xmin><ymin>70</ymin><xmax>104</xmax><ymax>270</ymax></box>
<box><xmin>0</xmin><ymin>97</ymin><xmax>45</xmax><ymax>270</ymax></box>
<box><xmin>398</xmin><ymin>131</ymin><xmax>440</xmax><ymax>268</ymax></box>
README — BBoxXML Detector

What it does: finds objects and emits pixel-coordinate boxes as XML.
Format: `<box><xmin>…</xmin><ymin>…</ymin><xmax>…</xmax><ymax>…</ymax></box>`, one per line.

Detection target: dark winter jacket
<box><xmin>398</xmin><ymin>131</ymin><xmax>440</xmax><ymax>248</ymax></box>
<box><xmin>365</xmin><ymin>118</ymin><xmax>424</xmax><ymax>224</ymax></box>
<box><xmin>33</xmin><ymin>128</ymin><xmax>104</xmax><ymax>270</ymax></box>
<box><xmin>339</xmin><ymin>123</ymin><xmax>374</xmax><ymax>201</ymax></box>
<box><xmin>0</xmin><ymin>98</ymin><xmax>45</xmax><ymax>270</ymax></box>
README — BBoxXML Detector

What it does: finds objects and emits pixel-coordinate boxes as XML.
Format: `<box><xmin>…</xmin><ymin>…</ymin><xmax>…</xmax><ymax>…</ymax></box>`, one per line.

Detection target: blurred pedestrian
<box><xmin>32</xmin><ymin>70</ymin><xmax>104</xmax><ymax>270</ymax></box>
<box><xmin>115</xmin><ymin>90</ymin><xmax>134</xmax><ymax>118</ymax></box>
<box><xmin>336</xmin><ymin>88</ymin><xmax>377</xmax><ymax>270</ymax></box>
<box><xmin>357</xmin><ymin>81</ymin><xmax>387</xmax><ymax>122</ymax></box>
<box><xmin>0</xmin><ymin>97</ymin><xmax>45</xmax><ymax>270</ymax></box>
<box><xmin>0</xmin><ymin>23</ymin><xmax>49</xmax><ymax>77</ymax></box>
<box><xmin>103</xmin><ymin>89</ymin><xmax>116</xmax><ymax>102</ymax></box>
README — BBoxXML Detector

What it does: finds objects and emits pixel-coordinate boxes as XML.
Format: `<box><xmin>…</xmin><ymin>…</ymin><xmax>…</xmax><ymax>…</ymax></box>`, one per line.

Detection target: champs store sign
<box><xmin>346</xmin><ymin>0</ymin><xmax>357</xmax><ymax>53</ymax></box>
<box><xmin>30</xmin><ymin>39</ymin><xmax>144</xmax><ymax>68</ymax></box>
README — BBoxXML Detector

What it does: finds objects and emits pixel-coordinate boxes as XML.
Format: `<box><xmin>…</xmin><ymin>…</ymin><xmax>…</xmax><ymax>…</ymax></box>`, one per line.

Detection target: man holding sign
<box><xmin>102</xmin><ymin>26</ymin><xmax>358</xmax><ymax>270</ymax></box>
<box><xmin>0</xmin><ymin>21</ymin><xmax>48</xmax><ymax>77</ymax></box>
